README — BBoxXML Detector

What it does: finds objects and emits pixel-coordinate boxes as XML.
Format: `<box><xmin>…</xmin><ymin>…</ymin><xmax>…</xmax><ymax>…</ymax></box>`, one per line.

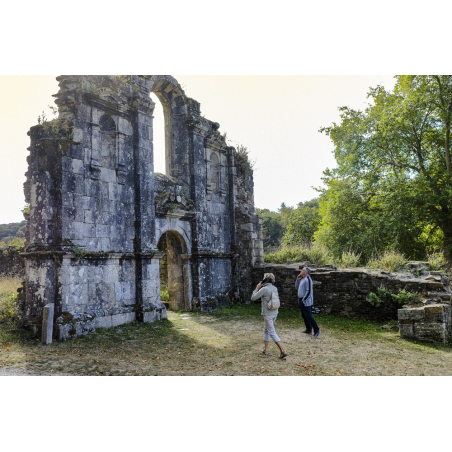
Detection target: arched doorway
<box><xmin>157</xmin><ymin>230</ymin><xmax>190</xmax><ymax>311</ymax></box>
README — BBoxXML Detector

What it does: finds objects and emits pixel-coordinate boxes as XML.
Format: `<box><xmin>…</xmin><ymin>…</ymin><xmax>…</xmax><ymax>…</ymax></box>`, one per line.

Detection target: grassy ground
<box><xmin>2</xmin><ymin>299</ymin><xmax>452</xmax><ymax>376</ymax></box>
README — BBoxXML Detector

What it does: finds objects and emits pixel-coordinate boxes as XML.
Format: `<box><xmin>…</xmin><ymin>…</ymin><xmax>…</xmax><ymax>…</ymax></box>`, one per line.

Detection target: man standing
<box><xmin>296</xmin><ymin>267</ymin><xmax>321</xmax><ymax>338</ymax></box>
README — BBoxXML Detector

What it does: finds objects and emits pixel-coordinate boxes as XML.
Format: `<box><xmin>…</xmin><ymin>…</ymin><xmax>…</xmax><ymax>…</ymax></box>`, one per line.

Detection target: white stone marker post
<box><xmin>41</xmin><ymin>303</ymin><xmax>54</xmax><ymax>345</ymax></box>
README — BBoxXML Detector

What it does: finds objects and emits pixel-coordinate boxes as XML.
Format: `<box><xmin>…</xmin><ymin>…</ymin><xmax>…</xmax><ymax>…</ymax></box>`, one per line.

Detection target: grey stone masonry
<box><xmin>22</xmin><ymin>75</ymin><xmax>263</xmax><ymax>339</ymax></box>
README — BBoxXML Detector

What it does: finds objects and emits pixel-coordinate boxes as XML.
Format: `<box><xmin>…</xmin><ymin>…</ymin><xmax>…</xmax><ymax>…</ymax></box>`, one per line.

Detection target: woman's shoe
<box><xmin>262</xmin><ymin>350</ymin><xmax>269</xmax><ymax>355</ymax></box>
<box><xmin>279</xmin><ymin>352</ymin><xmax>288</xmax><ymax>359</ymax></box>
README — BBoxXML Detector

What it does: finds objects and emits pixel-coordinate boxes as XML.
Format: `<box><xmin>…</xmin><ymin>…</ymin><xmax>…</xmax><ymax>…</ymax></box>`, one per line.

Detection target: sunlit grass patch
<box><xmin>2</xmin><ymin>304</ymin><xmax>452</xmax><ymax>376</ymax></box>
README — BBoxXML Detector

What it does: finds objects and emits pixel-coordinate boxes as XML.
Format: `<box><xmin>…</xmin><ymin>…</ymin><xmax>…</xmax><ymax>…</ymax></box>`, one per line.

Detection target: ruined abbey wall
<box><xmin>22</xmin><ymin>75</ymin><xmax>263</xmax><ymax>340</ymax></box>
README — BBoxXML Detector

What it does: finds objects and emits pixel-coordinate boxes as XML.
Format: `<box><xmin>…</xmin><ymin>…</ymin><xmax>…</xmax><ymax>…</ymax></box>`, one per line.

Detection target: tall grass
<box><xmin>337</xmin><ymin>251</ymin><xmax>361</xmax><ymax>268</ymax></box>
<box><xmin>428</xmin><ymin>252</ymin><xmax>446</xmax><ymax>271</ymax></box>
<box><xmin>0</xmin><ymin>277</ymin><xmax>24</xmax><ymax>343</ymax></box>
<box><xmin>366</xmin><ymin>250</ymin><xmax>407</xmax><ymax>273</ymax></box>
<box><xmin>0</xmin><ymin>276</ymin><xmax>22</xmax><ymax>294</ymax></box>
<box><xmin>264</xmin><ymin>243</ymin><xmax>331</xmax><ymax>266</ymax></box>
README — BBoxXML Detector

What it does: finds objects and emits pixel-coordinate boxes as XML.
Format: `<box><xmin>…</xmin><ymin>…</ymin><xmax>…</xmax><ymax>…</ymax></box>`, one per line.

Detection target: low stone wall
<box><xmin>0</xmin><ymin>247</ymin><xmax>25</xmax><ymax>278</ymax></box>
<box><xmin>252</xmin><ymin>263</ymin><xmax>451</xmax><ymax>322</ymax></box>
<box><xmin>398</xmin><ymin>304</ymin><xmax>451</xmax><ymax>344</ymax></box>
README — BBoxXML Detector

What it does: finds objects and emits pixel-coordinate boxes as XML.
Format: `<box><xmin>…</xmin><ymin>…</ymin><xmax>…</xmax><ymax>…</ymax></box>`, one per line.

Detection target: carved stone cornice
<box><xmin>186</xmin><ymin>116</ymin><xmax>210</xmax><ymax>136</ymax></box>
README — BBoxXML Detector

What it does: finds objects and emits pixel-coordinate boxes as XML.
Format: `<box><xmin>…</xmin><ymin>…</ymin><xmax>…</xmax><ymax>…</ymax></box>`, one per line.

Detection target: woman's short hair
<box><xmin>264</xmin><ymin>273</ymin><xmax>275</xmax><ymax>284</ymax></box>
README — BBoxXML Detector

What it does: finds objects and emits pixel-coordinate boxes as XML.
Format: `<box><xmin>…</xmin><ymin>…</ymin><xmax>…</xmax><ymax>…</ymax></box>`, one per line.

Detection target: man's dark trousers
<box><xmin>299</xmin><ymin>302</ymin><xmax>319</xmax><ymax>334</ymax></box>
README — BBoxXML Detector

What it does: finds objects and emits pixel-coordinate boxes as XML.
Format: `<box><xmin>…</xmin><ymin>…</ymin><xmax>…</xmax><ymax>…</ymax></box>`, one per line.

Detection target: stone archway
<box><xmin>157</xmin><ymin>230</ymin><xmax>191</xmax><ymax>311</ymax></box>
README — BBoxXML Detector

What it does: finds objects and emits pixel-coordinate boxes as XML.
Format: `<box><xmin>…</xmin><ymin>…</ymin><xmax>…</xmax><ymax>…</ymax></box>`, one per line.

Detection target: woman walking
<box><xmin>251</xmin><ymin>273</ymin><xmax>288</xmax><ymax>359</ymax></box>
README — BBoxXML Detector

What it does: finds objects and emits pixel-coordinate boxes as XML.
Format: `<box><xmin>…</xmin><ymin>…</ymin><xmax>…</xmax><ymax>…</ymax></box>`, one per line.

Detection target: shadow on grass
<box><xmin>3</xmin><ymin>303</ymin><xmax>452</xmax><ymax>376</ymax></box>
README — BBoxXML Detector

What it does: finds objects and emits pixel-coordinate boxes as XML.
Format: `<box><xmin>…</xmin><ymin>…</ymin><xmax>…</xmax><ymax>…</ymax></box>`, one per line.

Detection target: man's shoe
<box><xmin>313</xmin><ymin>331</ymin><xmax>321</xmax><ymax>339</ymax></box>
<box><xmin>301</xmin><ymin>330</ymin><xmax>312</xmax><ymax>334</ymax></box>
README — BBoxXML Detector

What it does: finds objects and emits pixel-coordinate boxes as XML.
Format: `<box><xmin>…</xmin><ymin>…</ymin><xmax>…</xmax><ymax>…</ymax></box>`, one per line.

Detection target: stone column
<box><xmin>23</xmin><ymin>123</ymin><xmax>67</xmax><ymax>336</ymax></box>
<box><xmin>131</xmin><ymin>86</ymin><xmax>158</xmax><ymax>322</ymax></box>
<box><xmin>181</xmin><ymin>254</ymin><xmax>193</xmax><ymax>310</ymax></box>
<box><xmin>187</xmin><ymin>119</ymin><xmax>210</xmax><ymax>300</ymax></box>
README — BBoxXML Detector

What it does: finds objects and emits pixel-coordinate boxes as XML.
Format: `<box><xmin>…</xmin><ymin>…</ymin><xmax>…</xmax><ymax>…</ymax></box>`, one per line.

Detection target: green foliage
<box><xmin>366</xmin><ymin>285</ymin><xmax>420</xmax><ymax>308</ymax></box>
<box><xmin>337</xmin><ymin>250</ymin><xmax>361</xmax><ymax>268</ymax></box>
<box><xmin>37</xmin><ymin>108</ymin><xmax>74</xmax><ymax>140</ymax></box>
<box><xmin>264</xmin><ymin>243</ymin><xmax>331</xmax><ymax>266</ymax></box>
<box><xmin>428</xmin><ymin>252</ymin><xmax>446</xmax><ymax>271</ymax></box>
<box><xmin>71</xmin><ymin>245</ymin><xmax>86</xmax><ymax>261</ymax></box>
<box><xmin>255</xmin><ymin>208</ymin><xmax>285</xmax><ymax>253</ymax></box>
<box><xmin>366</xmin><ymin>251</ymin><xmax>407</xmax><ymax>273</ymax></box>
<box><xmin>235</xmin><ymin>145</ymin><xmax>255</xmax><ymax>175</ymax></box>
<box><xmin>0</xmin><ymin>221</ymin><xmax>26</xmax><ymax>242</ymax></box>
<box><xmin>278</xmin><ymin>202</ymin><xmax>294</xmax><ymax>228</ymax></box>
<box><xmin>0</xmin><ymin>221</ymin><xmax>26</xmax><ymax>249</ymax></box>
<box><xmin>283</xmin><ymin>199</ymin><xmax>320</xmax><ymax>246</ymax></box>
<box><xmin>0</xmin><ymin>291</ymin><xmax>19</xmax><ymax>324</ymax></box>
<box><xmin>0</xmin><ymin>278</ymin><xmax>26</xmax><ymax>343</ymax></box>
<box><xmin>318</xmin><ymin>75</ymin><xmax>452</xmax><ymax>265</ymax></box>
<box><xmin>160</xmin><ymin>284</ymin><xmax>169</xmax><ymax>302</ymax></box>
<box><xmin>366</xmin><ymin>291</ymin><xmax>384</xmax><ymax>308</ymax></box>
<box><xmin>391</xmin><ymin>288</ymin><xmax>421</xmax><ymax>305</ymax></box>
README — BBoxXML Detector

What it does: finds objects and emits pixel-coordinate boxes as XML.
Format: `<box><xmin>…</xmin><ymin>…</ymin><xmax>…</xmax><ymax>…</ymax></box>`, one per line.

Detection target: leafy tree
<box><xmin>0</xmin><ymin>221</ymin><xmax>26</xmax><ymax>241</ymax></box>
<box><xmin>256</xmin><ymin>208</ymin><xmax>285</xmax><ymax>253</ymax></box>
<box><xmin>283</xmin><ymin>199</ymin><xmax>320</xmax><ymax>245</ymax></box>
<box><xmin>0</xmin><ymin>221</ymin><xmax>26</xmax><ymax>249</ymax></box>
<box><xmin>318</xmin><ymin>75</ymin><xmax>452</xmax><ymax>264</ymax></box>
<box><xmin>278</xmin><ymin>203</ymin><xmax>294</xmax><ymax>228</ymax></box>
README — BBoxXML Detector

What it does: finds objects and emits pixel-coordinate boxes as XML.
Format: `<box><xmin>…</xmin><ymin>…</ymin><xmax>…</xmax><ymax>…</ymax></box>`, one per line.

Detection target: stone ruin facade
<box><xmin>22</xmin><ymin>75</ymin><xmax>264</xmax><ymax>341</ymax></box>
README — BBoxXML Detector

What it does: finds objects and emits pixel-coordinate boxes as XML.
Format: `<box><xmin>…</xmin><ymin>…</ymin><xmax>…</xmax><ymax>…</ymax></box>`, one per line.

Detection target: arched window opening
<box><xmin>210</xmin><ymin>152</ymin><xmax>220</xmax><ymax>191</ymax></box>
<box><xmin>150</xmin><ymin>92</ymin><xmax>166</xmax><ymax>175</ymax></box>
<box><xmin>99</xmin><ymin>115</ymin><xmax>116</xmax><ymax>132</ymax></box>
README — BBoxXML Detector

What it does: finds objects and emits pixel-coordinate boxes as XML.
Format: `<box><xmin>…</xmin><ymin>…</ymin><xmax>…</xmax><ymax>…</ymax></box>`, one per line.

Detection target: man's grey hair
<box><xmin>303</xmin><ymin>267</ymin><xmax>311</xmax><ymax>275</ymax></box>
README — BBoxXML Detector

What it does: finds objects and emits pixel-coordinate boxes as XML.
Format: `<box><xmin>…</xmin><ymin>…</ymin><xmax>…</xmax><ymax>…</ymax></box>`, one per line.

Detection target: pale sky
<box><xmin>0</xmin><ymin>75</ymin><xmax>395</xmax><ymax>224</ymax></box>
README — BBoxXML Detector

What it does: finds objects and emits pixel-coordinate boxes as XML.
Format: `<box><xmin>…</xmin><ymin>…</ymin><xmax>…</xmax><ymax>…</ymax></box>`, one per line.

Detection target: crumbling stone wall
<box><xmin>0</xmin><ymin>247</ymin><xmax>25</xmax><ymax>278</ymax></box>
<box><xmin>253</xmin><ymin>263</ymin><xmax>452</xmax><ymax>343</ymax></box>
<box><xmin>252</xmin><ymin>263</ymin><xmax>451</xmax><ymax>321</ymax></box>
<box><xmin>22</xmin><ymin>75</ymin><xmax>263</xmax><ymax>340</ymax></box>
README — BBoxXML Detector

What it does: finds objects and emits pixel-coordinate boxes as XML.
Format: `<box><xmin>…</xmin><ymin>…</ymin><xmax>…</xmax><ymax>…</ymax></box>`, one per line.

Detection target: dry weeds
<box><xmin>2</xmin><ymin>304</ymin><xmax>452</xmax><ymax>376</ymax></box>
<box><xmin>0</xmin><ymin>276</ymin><xmax>22</xmax><ymax>294</ymax></box>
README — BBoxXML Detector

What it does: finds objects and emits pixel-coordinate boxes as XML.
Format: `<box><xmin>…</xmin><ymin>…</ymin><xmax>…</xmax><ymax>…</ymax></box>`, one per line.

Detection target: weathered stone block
<box><xmin>111</xmin><ymin>312</ymin><xmax>136</xmax><ymax>327</ymax></box>
<box><xmin>398</xmin><ymin>308</ymin><xmax>425</xmax><ymax>322</ymax></box>
<box><xmin>425</xmin><ymin>305</ymin><xmax>446</xmax><ymax>315</ymax></box>
<box><xmin>41</xmin><ymin>303</ymin><xmax>54</xmax><ymax>344</ymax></box>
<box><xmin>399</xmin><ymin>324</ymin><xmax>414</xmax><ymax>338</ymax></box>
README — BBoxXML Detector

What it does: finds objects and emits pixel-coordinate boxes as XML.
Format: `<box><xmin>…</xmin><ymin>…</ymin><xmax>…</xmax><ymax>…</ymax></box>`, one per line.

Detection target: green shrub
<box><xmin>366</xmin><ymin>250</ymin><xmax>407</xmax><ymax>272</ymax></box>
<box><xmin>160</xmin><ymin>284</ymin><xmax>169</xmax><ymax>302</ymax></box>
<box><xmin>428</xmin><ymin>252</ymin><xmax>446</xmax><ymax>271</ymax></box>
<box><xmin>337</xmin><ymin>251</ymin><xmax>361</xmax><ymax>268</ymax></box>
<box><xmin>0</xmin><ymin>291</ymin><xmax>20</xmax><ymax>324</ymax></box>
<box><xmin>391</xmin><ymin>288</ymin><xmax>420</xmax><ymax>305</ymax></box>
<box><xmin>366</xmin><ymin>285</ymin><xmax>419</xmax><ymax>308</ymax></box>
<box><xmin>264</xmin><ymin>243</ymin><xmax>331</xmax><ymax>266</ymax></box>
<box><xmin>366</xmin><ymin>291</ymin><xmax>383</xmax><ymax>307</ymax></box>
